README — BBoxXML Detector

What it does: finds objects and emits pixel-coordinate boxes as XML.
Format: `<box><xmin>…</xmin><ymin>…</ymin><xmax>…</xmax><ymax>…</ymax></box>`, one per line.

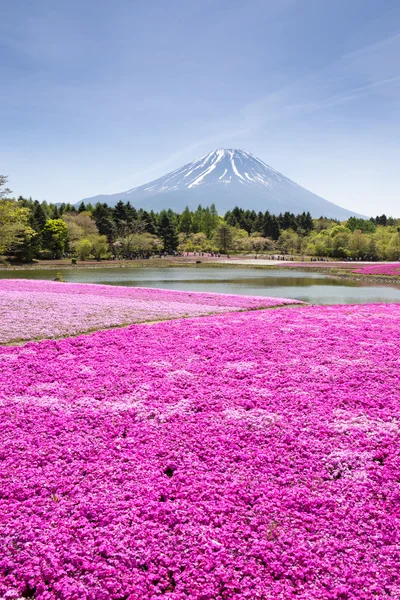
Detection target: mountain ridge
<box><xmin>80</xmin><ymin>149</ymin><xmax>367</xmax><ymax>219</ymax></box>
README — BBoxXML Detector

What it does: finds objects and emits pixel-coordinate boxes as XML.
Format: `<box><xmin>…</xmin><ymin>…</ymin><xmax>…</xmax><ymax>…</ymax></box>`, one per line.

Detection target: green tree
<box><xmin>331</xmin><ymin>230</ymin><xmax>351</xmax><ymax>258</ymax></box>
<box><xmin>120</xmin><ymin>233</ymin><xmax>161</xmax><ymax>256</ymax></box>
<box><xmin>374</xmin><ymin>226</ymin><xmax>393</xmax><ymax>260</ymax></box>
<box><xmin>125</xmin><ymin>201</ymin><xmax>138</xmax><ymax>223</ymax></box>
<box><xmin>210</xmin><ymin>203</ymin><xmax>219</xmax><ymax>229</ymax></box>
<box><xmin>140</xmin><ymin>210</ymin><xmax>156</xmax><ymax>235</ymax></box>
<box><xmin>92</xmin><ymin>203</ymin><xmax>115</xmax><ymax>241</ymax></box>
<box><xmin>250</xmin><ymin>235</ymin><xmax>274</xmax><ymax>254</ymax></box>
<box><xmin>13</xmin><ymin>229</ymin><xmax>40</xmax><ymax>262</ymax></box>
<box><xmin>366</xmin><ymin>237</ymin><xmax>379</xmax><ymax>261</ymax></box>
<box><xmin>262</xmin><ymin>212</ymin><xmax>280</xmax><ymax>240</ymax></box>
<box><xmin>270</xmin><ymin>216</ymin><xmax>281</xmax><ymax>241</ymax></box>
<box><xmin>201</xmin><ymin>207</ymin><xmax>215</xmax><ymax>238</ymax></box>
<box><xmin>113</xmin><ymin>200</ymin><xmax>128</xmax><ymax>225</ymax></box>
<box><xmin>375</xmin><ymin>214</ymin><xmax>387</xmax><ymax>227</ymax></box>
<box><xmin>113</xmin><ymin>218</ymin><xmax>147</xmax><ymax>257</ymax></box>
<box><xmin>347</xmin><ymin>217</ymin><xmax>376</xmax><ymax>233</ymax></box>
<box><xmin>179</xmin><ymin>206</ymin><xmax>193</xmax><ymax>233</ymax></box>
<box><xmin>90</xmin><ymin>235</ymin><xmax>109</xmax><ymax>260</ymax></box>
<box><xmin>278</xmin><ymin>229</ymin><xmax>302</xmax><ymax>254</ymax></box>
<box><xmin>297</xmin><ymin>212</ymin><xmax>314</xmax><ymax>233</ymax></box>
<box><xmin>348</xmin><ymin>230</ymin><xmax>369</xmax><ymax>259</ymax></box>
<box><xmin>42</xmin><ymin>219</ymin><xmax>68</xmax><ymax>258</ymax></box>
<box><xmin>387</xmin><ymin>230</ymin><xmax>400</xmax><ymax>260</ymax></box>
<box><xmin>31</xmin><ymin>201</ymin><xmax>48</xmax><ymax>232</ymax></box>
<box><xmin>0</xmin><ymin>200</ymin><xmax>33</xmax><ymax>254</ymax></box>
<box><xmin>63</xmin><ymin>211</ymin><xmax>98</xmax><ymax>256</ymax></box>
<box><xmin>213</xmin><ymin>223</ymin><xmax>233</xmax><ymax>253</ymax></box>
<box><xmin>231</xmin><ymin>228</ymin><xmax>252</xmax><ymax>251</ymax></box>
<box><xmin>192</xmin><ymin>205</ymin><xmax>203</xmax><ymax>233</ymax></box>
<box><xmin>75</xmin><ymin>239</ymin><xmax>93</xmax><ymax>260</ymax></box>
<box><xmin>158</xmin><ymin>212</ymin><xmax>179</xmax><ymax>252</ymax></box>
<box><xmin>52</xmin><ymin>205</ymin><xmax>61</xmax><ymax>219</ymax></box>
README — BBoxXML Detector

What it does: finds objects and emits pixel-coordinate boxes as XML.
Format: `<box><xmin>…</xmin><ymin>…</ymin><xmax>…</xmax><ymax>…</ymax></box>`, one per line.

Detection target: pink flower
<box><xmin>0</xmin><ymin>279</ymin><xmax>301</xmax><ymax>343</ymax></box>
<box><xmin>0</xmin><ymin>300</ymin><xmax>399</xmax><ymax>598</ymax></box>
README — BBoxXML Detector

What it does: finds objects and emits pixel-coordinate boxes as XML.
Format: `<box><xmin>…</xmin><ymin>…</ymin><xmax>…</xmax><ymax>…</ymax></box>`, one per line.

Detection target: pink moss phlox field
<box><xmin>1</xmin><ymin>305</ymin><xmax>400</xmax><ymax>599</ymax></box>
<box><xmin>0</xmin><ymin>279</ymin><xmax>300</xmax><ymax>343</ymax></box>
<box><xmin>353</xmin><ymin>264</ymin><xmax>400</xmax><ymax>276</ymax></box>
<box><xmin>275</xmin><ymin>262</ymin><xmax>400</xmax><ymax>274</ymax></box>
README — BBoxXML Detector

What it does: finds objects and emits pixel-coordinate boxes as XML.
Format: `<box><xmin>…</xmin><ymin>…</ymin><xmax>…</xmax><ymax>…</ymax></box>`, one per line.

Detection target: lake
<box><xmin>1</xmin><ymin>267</ymin><xmax>400</xmax><ymax>304</ymax></box>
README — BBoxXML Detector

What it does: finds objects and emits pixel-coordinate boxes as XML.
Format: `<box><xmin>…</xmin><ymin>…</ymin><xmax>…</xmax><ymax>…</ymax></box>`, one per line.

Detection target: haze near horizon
<box><xmin>1</xmin><ymin>0</ymin><xmax>400</xmax><ymax>215</ymax></box>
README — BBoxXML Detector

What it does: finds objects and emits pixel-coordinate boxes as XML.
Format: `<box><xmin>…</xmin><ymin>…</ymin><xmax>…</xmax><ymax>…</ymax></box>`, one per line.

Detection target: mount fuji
<box><xmin>80</xmin><ymin>149</ymin><xmax>366</xmax><ymax>219</ymax></box>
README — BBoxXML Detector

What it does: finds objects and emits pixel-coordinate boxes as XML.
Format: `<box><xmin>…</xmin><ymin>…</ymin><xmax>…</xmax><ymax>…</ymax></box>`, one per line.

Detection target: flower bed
<box><xmin>0</xmin><ymin>304</ymin><xmax>399</xmax><ymax>598</ymax></box>
<box><xmin>0</xmin><ymin>280</ymin><xmax>300</xmax><ymax>343</ymax></box>
<box><xmin>352</xmin><ymin>264</ymin><xmax>400</xmax><ymax>276</ymax></box>
<box><xmin>274</xmin><ymin>261</ymin><xmax>396</xmax><ymax>270</ymax></box>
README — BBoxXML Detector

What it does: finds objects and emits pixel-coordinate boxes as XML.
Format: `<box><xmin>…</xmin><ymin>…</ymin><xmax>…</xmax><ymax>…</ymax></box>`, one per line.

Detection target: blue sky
<box><xmin>1</xmin><ymin>0</ymin><xmax>400</xmax><ymax>215</ymax></box>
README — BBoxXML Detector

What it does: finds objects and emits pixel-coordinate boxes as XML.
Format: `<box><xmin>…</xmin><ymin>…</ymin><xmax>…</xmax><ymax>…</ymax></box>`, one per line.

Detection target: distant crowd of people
<box><xmin>187</xmin><ymin>252</ymin><xmax>222</xmax><ymax>257</ymax></box>
<box><xmin>99</xmin><ymin>252</ymin><xmax>385</xmax><ymax>263</ymax></box>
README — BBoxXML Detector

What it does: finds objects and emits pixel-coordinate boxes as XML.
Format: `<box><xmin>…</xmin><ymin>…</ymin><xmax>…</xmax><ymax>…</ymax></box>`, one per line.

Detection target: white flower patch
<box><xmin>223</xmin><ymin>407</ymin><xmax>280</xmax><ymax>429</ymax></box>
<box><xmin>223</xmin><ymin>361</ymin><xmax>257</xmax><ymax>373</ymax></box>
<box><xmin>166</xmin><ymin>369</ymin><xmax>194</xmax><ymax>380</ymax></box>
<box><xmin>333</xmin><ymin>409</ymin><xmax>399</xmax><ymax>436</ymax></box>
<box><xmin>149</xmin><ymin>360</ymin><xmax>172</xmax><ymax>369</ymax></box>
<box><xmin>158</xmin><ymin>398</ymin><xmax>193</xmax><ymax>422</ymax></box>
<box><xmin>324</xmin><ymin>448</ymin><xmax>373</xmax><ymax>480</ymax></box>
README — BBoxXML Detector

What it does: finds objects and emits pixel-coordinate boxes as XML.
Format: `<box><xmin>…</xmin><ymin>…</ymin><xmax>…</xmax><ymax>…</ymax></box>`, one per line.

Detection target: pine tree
<box><xmin>241</xmin><ymin>210</ymin><xmax>253</xmax><ymax>235</ymax></box>
<box><xmin>270</xmin><ymin>216</ymin><xmax>280</xmax><ymax>241</ymax></box>
<box><xmin>158</xmin><ymin>212</ymin><xmax>179</xmax><ymax>252</ymax></box>
<box><xmin>225</xmin><ymin>210</ymin><xmax>238</xmax><ymax>227</ymax></box>
<box><xmin>92</xmin><ymin>203</ymin><xmax>115</xmax><ymax>241</ymax></box>
<box><xmin>179</xmin><ymin>206</ymin><xmax>193</xmax><ymax>233</ymax></box>
<box><xmin>201</xmin><ymin>207</ymin><xmax>214</xmax><ymax>238</ymax></box>
<box><xmin>298</xmin><ymin>211</ymin><xmax>314</xmax><ymax>232</ymax></box>
<box><xmin>280</xmin><ymin>212</ymin><xmax>297</xmax><ymax>231</ymax></box>
<box><xmin>262</xmin><ymin>212</ymin><xmax>272</xmax><ymax>238</ymax></box>
<box><xmin>377</xmin><ymin>214</ymin><xmax>387</xmax><ymax>226</ymax></box>
<box><xmin>255</xmin><ymin>211</ymin><xmax>264</xmax><ymax>233</ymax></box>
<box><xmin>214</xmin><ymin>223</ymin><xmax>233</xmax><ymax>253</ymax></box>
<box><xmin>125</xmin><ymin>201</ymin><xmax>138</xmax><ymax>223</ymax></box>
<box><xmin>113</xmin><ymin>201</ymin><xmax>127</xmax><ymax>224</ymax></box>
<box><xmin>32</xmin><ymin>201</ymin><xmax>48</xmax><ymax>232</ymax></box>
<box><xmin>192</xmin><ymin>205</ymin><xmax>203</xmax><ymax>233</ymax></box>
<box><xmin>262</xmin><ymin>212</ymin><xmax>280</xmax><ymax>240</ymax></box>
<box><xmin>210</xmin><ymin>203</ymin><xmax>219</xmax><ymax>229</ymax></box>
<box><xmin>141</xmin><ymin>210</ymin><xmax>156</xmax><ymax>234</ymax></box>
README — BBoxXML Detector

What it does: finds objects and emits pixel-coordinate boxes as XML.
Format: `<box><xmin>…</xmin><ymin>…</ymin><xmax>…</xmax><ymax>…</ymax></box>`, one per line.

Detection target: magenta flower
<box><xmin>0</xmin><ymin>302</ymin><xmax>399</xmax><ymax>597</ymax></box>
<box><xmin>353</xmin><ymin>264</ymin><xmax>400</xmax><ymax>276</ymax></box>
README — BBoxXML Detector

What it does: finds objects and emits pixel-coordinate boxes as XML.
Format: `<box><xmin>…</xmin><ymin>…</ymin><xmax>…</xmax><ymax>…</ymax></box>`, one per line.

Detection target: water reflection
<box><xmin>1</xmin><ymin>267</ymin><xmax>399</xmax><ymax>305</ymax></box>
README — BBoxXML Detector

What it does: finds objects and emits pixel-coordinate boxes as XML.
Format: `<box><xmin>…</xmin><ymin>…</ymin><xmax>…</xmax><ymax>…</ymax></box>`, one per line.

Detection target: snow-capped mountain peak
<box><xmin>79</xmin><ymin>148</ymin><xmax>367</xmax><ymax>219</ymax></box>
<box><xmin>125</xmin><ymin>149</ymin><xmax>293</xmax><ymax>195</ymax></box>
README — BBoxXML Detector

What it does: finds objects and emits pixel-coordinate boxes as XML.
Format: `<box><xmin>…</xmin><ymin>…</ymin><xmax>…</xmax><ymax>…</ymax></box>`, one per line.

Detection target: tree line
<box><xmin>1</xmin><ymin>175</ymin><xmax>399</xmax><ymax>262</ymax></box>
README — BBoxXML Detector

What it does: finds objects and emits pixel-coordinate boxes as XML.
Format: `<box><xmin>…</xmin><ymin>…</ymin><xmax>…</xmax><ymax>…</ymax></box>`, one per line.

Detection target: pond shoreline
<box><xmin>1</xmin><ymin>258</ymin><xmax>400</xmax><ymax>285</ymax></box>
<box><xmin>1</xmin><ymin>265</ymin><xmax>399</xmax><ymax>304</ymax></box>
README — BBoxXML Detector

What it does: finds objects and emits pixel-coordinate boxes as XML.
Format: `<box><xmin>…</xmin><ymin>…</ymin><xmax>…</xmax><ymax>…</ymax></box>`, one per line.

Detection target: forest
<box><xmin>1</xmin><ymin>176</ymin><xmax>400</xmax><ymax>262</ymax></box>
